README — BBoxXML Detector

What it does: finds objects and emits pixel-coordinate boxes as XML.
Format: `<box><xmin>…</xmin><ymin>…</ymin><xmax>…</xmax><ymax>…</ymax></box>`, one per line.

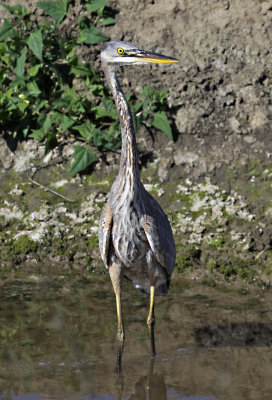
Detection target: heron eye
<box><xmin>117</xmin><ymin>48</ymin><xmax>125</xmax><ymax>55</ymax></box>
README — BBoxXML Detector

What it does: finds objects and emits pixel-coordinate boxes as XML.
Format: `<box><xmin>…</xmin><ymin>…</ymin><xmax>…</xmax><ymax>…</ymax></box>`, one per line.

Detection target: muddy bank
<box><xmin>0</xmin><ymin>145</ymin><xmax>271</xmax><ymax>286</ymax></box>
<box><xmin>0</xmin><ymin>0</ymin><xmax>272</xmax><ymax>286</ymax></box>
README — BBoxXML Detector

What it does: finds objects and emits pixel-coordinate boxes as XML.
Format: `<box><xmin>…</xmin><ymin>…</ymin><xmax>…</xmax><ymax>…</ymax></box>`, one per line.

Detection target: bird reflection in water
<box><xmin>115</xmin><ymin>358</ymin><xmax>167</xmax><ymax>400</ymax></box>
<box><xmin>130</xmin><ymin>358</ymin><xmax>167</xmax><ymax>400</ymax></box>
<box><xmin>114</xmin><ymin>357</ymin><xmax>221</xmax><ymax>400</ymax></box>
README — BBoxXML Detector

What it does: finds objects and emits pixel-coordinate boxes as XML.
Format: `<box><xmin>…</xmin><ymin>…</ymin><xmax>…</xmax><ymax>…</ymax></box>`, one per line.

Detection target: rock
<box><xmin>0</xmin><ymin>138</ymin><xmax>14</xmax><ymax>169</ymax></box>
<box><xmin>13</xmin><ymin>141</ymin><xmax>40</xmax><ymax>173</ymax></box>
<box><xmin>51</xmin><ymin>180</ymin><xmax>68</xmax><ymax>188</ymax></box>
<box><xmin>243</xmin><ymin>135</ymin><xmax>256</xmax><ymax>144</ymax></box>
<box><xmin>175</xmin><ymin>107</ymin><xmax>198</xmax><ymax>134</ymax></box>
<box><xmin>157</xmin><ymin>157</ymin><xmax>172</xmax><ymax>181</ymax></box>
<box><xmin>0</xmin><ymin>203</ymin><xmax>24</xmax><ymax>220</ymax></box>
<box><xmin>9</xmin><ymin>184</ymin><xmax>24</xmax><ymax>197</ymax></box>
<box><xmin>249</xmin><ymin>110</ymin><xmax>268</xmax><ymax>129</ymax></box>
<box><xmin>173</xmin><ymin>150</ymin><xmax>199</xmax><ymax>166</ymax></box>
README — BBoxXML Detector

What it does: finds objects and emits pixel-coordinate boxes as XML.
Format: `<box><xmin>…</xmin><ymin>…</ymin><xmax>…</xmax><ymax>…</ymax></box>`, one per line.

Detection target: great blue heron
<box><xmin>99</xmin><ymin>41</ymin><xmax>178</xmax><ymax>365</ymax></box>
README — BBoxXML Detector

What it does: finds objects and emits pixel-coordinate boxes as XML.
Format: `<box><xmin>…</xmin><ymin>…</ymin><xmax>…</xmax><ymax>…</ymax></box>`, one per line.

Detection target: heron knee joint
<box><xmin>117</xmin><ymin>328</ymin><xmax>125</xmax><ymax>341</ymax></box>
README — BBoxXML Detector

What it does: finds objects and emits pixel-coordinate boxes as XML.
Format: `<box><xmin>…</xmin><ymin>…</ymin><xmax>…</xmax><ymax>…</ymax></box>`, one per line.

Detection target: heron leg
<box><xmin>147</xmin><ymin>285</ymin><xmax>156</xmax><ymax>357</ymax></box>
<box><xmin>109</xmin><ymin>262</ymin><xmax>124</xmax><ymax>371</ymax></box>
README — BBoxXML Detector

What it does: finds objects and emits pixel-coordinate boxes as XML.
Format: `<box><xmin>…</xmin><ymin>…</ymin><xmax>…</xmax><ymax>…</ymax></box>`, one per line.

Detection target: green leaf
<box><xmin>0</xmin><ymin>53</ymin><xmax>9</xmax><ymax>66</ymax></box>
<box><xmin>69</xmin><ymin>145</ymin><xmax>98</xmax><ymax>176</ymax></box>
<box><xmin>27</xmin><ymin>64</ymin><xmax>42</xmax><ymax>77</ymax></box>
<box><xmin>95</xmin><ymin>105</ymin><xmax>117</xmax><ymax>119</ymax></box>
<box><xmin>1</xmin><ymin>4</ymin><xmax>29</xmax><ymax>17</ymax></box>
<box><xmin>92</xmin><ymin>128</ymin><xmax>105</xmax><ymax>147</ymax></box>
<box><xmin>132</xmin><ymin>101</ymin><xmax>144</xmax><ymax>114</ymax></box>
<box><xmin>70</xmin><ymin>58</ymin><xmax>92</xmax><ymax>76</ymax></box>
<box><xmin>15</xmin><ymin>47</ymin><xmax>27</xmax><ymax>78</ymax></box>
<box><xmin>17</xmin><ymin>99</ymin><xmax>29</xmax><ymax>113</ymax></box>
<box><xmin>45</xmin><ymin>133</ymin><xmax>58</xmax><ymax>154</ymax></box>
<box><xmin>140</xmin><ymin>86</ymin><xmax>156</xmax><ymax>99</ymax></box>
<box><xmin>27</xmin><ymin>81</ymin><xmax>41</xmax><ymax>97</ymax></box>
<box><xmin>0</xmin><ymin>19</ymin><xmax>17</xmax><ymax>41</ymax></box>
<box><xmin>37</xmin><ymin>1</ymin><xmax>67</xmax><ymax>24</ymax></box>
<box><xmin>72</xmin><ymin>120</ymin><xmax>93</xmax><ymax>141</ymax></box>
<box><xmin>59</xmin><ymin>114</ymin><xmax>76</xmax><ymax>131</ymax></box>
<box><xmin>93</xmin><ymin>127</ymin><xmax>121</xmax><ymax>151</ymax></box>
<box><xmin>158</xmin><ymin>88</ymin><xmax>168</xmax><ymax>103</ymax></box>
<box><xmin>150</xmin><ymin>111</ymin><xmax>173</xmax><ymax>140</ymax></box>
<box><xmin>22</xmin><ymin>127</ymin><xmax>30</xmax><ymax>137</ymax></box>
<box><xmin>33</xmin><ymin>99</ymin><xmax>48</xmax><ymax>114</ymax></box>
<box><xmin>39</xmin><ymin>114</ymin><xmax>53</xmax><ymax>134</ymax></box>
<box><xmin>27</xmin><ymin>30</ymin><xmax>43</xmax><ymax>61</ymax></box>
<box><xmin>102</xmin><ymin>97</ymin><xmax>114</xmax><ymax>111</ymax></box>
<box><xmin>131</xmin><ymin>109</ymin><xmax>143</xmax><ymax>133</ymax></box>
<box><xmin>101</xmin><ymin>17</ymin><xmax>116</xmax><ymax>26</ymax></box>
<box><xmin>86</xmin><ymin>0</ymin><xmax>108</xmax><ymax>13</ymax></box>
<box><xmin>78</xmin><ymin>26</ymin><xmax>109</xmax><ymax>45</ymax></box>
<box><xmin>89</xmin><ymin>83</ymin><xmax>104</xmax><ymax>96</ymax></box>
<box><xmin>29</xmin><ymin>129</ymin><xmax>45</xmax><ymax>141</ymax></box>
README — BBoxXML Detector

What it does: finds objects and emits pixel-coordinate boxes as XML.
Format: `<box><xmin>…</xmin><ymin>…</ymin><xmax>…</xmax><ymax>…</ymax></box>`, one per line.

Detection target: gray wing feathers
<box><xmin>98</xmin><ymin>202</ymin><xmax>113</xmax><ymax>268</ymax></box>
<box><xmin>141</xmin><ymin>192</ymin><xmax>176</xmax><ymax>276</ymax></box>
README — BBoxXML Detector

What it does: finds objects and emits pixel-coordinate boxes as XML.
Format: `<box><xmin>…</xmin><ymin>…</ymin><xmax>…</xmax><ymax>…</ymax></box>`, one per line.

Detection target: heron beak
<box><xmin>132</xmin><ymin>49</ymin><xmax>179</xmax><ymax>64</ymax></box>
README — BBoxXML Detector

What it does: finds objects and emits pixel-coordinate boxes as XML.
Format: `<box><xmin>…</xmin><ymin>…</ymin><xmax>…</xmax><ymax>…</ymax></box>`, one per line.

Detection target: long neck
<box><xmin>103</xmin><ymin>63</ymin><xmax>140</xmax><ymax>187</ymax></box>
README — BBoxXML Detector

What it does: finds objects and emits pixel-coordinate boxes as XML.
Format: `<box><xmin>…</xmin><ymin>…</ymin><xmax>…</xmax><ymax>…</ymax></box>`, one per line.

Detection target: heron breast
<box><xmin>112</xmin><ymin>210</ymin><xmax>148</xmax><ymax>267</ymax></box>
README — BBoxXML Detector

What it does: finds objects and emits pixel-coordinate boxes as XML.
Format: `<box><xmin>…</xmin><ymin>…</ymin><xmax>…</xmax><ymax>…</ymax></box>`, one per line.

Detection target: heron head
<box><xmin>101</xmin><ymin>41</ymin><xmax>179</xmax><ymax>66</ymax></box>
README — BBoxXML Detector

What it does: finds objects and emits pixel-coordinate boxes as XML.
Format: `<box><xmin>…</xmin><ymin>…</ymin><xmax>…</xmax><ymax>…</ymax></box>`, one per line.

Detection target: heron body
<box><xmin>98</xmin><ymin>41</ymin><xmax>177</xmax><ymax>362</ymax></box>
<box><xmin>106</xmin><ymin>171</ymin><xmax>174</xmax><ymax>295</ymax></box>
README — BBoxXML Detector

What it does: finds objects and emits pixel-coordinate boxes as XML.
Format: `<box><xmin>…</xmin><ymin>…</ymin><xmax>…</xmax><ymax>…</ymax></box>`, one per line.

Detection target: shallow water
<box><xmin>0</xmin><ymin>271</ymin><xmax>272</xmax><ymax>400</ymax></box>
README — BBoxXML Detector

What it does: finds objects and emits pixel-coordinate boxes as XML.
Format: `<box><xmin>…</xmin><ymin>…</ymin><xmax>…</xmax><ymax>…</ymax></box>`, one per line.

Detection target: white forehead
<box><xmin>102</xmin><ymin>41</ymin><xmax>135</xmax><ymax>55</ymax></box>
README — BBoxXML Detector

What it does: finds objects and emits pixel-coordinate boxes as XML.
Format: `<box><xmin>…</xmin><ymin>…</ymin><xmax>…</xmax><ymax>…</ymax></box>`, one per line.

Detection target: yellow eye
<box><xmin>117</xmin><ymin>48</ymin><xmax>124</xmax><ymax>55</ymax></box>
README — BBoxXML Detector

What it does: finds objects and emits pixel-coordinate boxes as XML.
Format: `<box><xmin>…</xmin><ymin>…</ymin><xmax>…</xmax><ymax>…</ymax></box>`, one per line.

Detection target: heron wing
<box><xmin>141</xmin><ymin>191</ymin><xmax>176</xmax><ymax>275</ymax></box>
<box><xmin>99</xmin><ymin>201</ymin><xmax>113</xmax><ymax>268</ymax></box>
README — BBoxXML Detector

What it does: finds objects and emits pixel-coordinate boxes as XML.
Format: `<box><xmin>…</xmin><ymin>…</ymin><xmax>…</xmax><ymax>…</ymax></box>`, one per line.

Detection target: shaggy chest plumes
<box><xmin>111</xmin><ymin>201</ymin><xmax>148</xmax><ymax>267</ymax></box>
<box><xmin>109</xmin><ymin>180</ymin><xmax>148</xmax><ymax>267</ymax></box>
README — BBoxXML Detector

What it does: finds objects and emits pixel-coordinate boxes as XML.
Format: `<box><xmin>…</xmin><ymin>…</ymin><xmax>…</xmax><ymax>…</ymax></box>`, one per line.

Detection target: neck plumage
<box><xmin>103</xmin><ymin>63</ymin><xmax>140</xmax><ymax>188</ymax></box>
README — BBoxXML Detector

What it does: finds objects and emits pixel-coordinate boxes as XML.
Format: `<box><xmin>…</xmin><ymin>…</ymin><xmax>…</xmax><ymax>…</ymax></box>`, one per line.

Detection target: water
<box><xmin>0</xmin><ymin>270</ymin><xmax>272</xmax><ymax>400</ymax></box>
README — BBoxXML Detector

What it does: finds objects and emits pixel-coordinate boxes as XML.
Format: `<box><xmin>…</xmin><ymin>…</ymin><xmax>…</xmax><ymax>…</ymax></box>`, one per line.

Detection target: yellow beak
<box><xmin>132</xmin><ymin>50</ymin><xmax>179</xmax><ymax>64</ymax></box>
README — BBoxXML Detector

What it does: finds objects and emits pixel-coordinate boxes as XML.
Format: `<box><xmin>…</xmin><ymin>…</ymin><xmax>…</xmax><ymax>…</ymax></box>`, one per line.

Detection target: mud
<box><xmin>0</xmin><ymin>0</ymin><xmax>272</xmax><ymax>284</ymax></box>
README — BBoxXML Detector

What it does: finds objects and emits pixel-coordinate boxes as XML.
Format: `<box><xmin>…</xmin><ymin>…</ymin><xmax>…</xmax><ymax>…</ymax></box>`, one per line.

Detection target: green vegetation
<box><xmin>207</xmin><ymin>255</ymin><xmax>255</xmax><ymax>282</ymax></box>
<box><xmin>227</xmin><ymin>159</ymin><xmax>272</xmax><ymax>212</ymax></box>
<box><xmin>1</xmin><ymin>233</ymin><xmax>38</xmax><ymax>264</ymax></box>
<box><xmin>13</xmin><ymin>234</ymin><xmax>39</xmax><ymax>254</ymax></box>
<box><xmin>0</xmin><ymin>0</ymin><xmax>174</xmax><ymax>175</ymax></box>
<box><xmin>175</xmin><ymin>243</ymin><xmax>201</xmax><ymax>273</ymax></box>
